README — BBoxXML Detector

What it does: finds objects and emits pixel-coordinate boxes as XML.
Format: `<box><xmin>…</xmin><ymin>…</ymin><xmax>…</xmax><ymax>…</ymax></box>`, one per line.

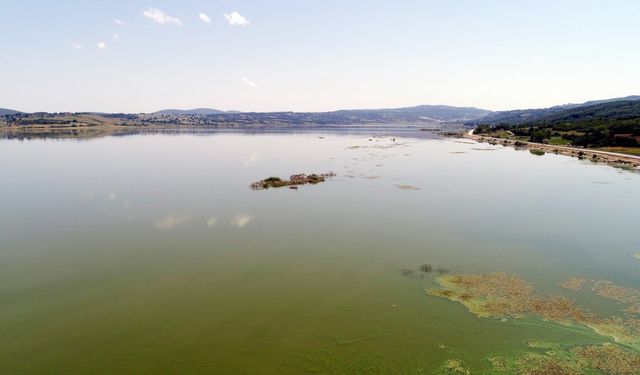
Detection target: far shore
<box><xmin>464</xmin><ymin>129</ymin><xmax>640</xmax><ymax>170</ymax></box>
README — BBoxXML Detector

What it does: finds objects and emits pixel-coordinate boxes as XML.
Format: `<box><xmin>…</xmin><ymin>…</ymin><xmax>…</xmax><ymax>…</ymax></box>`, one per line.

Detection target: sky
<box><xmin>1</xmin><ymin>0</ymin><xmax>639</xmax><ymax>113</ymax></box>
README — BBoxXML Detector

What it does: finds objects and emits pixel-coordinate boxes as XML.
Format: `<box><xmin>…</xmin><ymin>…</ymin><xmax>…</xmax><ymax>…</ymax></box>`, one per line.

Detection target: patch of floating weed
<box><xmin>559</xmin><ymin>277</ymin><xmax>587</xmax><ymax>292</ymax></box>
<box><xmin>562</xmin><ymin>278</ymin><xmax>640</xmax><ymax>317</ymax></box>
<box><xmin>488</xmin><ymin>356</ymin><xmax>508</xmax><ymax>371</ymax></box>
<box><xmin>440</xmin><ymin>359</ymin><xmax>470</xmax><ymax>374</ymax></box>
<box><xmin>592</xmin><ymin>280</ymin><xmax>640</xmax><ymax>306</ymax></box>
<box><xmin>428</xmin><ymin>273</ymin><xmax>640</xmax><ymax>348</ymax></box>
<box><xmin>428</xmin><ymin>273</ymin><xmax>535</xmax><ymax>318</ymax></box>
<box><xmin>488</xmin><ymin>343</ymin><xmax>640</xmax><ymax>375</ymax></box>
<box><xmin>396</xmin><ymin>184</ymin><xmax>421</xmax><ymax>191</ymax></box>
<box><xmin>575</xmin><ymin>344</ymin><xmax>640</xmax><ymax>375</ymax></box>
<box><xmin>529</xmin><ymin>296</ymin><xmax>595</xmax><ymax>324</ymax></box>
<box><xmin>516</xmin><ymin>353</ymin><xmax>581</xmax><ymax>375</ymax></box>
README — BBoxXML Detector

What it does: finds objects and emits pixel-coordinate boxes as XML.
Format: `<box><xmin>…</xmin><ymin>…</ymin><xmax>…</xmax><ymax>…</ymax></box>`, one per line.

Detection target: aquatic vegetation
<box><xmin>251</xmin><ymin>172</ymin><xmax>335</xmax><ymax>190</ymax></box>
<box><xmin>529</xmin><ymin>149</ymin><xmax>546</xmax><ymax>156</ymax></box>
<box><xmin>419</xmin><ymin>264</ymin><xmax>433</xmax><ymax>273</ymax></box>
<box><xmin>559</xmin><ymin>277</ymin><xmax>587</xmax><ymax>292</ymax></box>
<box><xmin>592</xmin><ymin>280</ymin><xmax>640</xmax><ymax>306</ymax></box>
<box><xmin>428</xmin><ymin>273</ymin><xmax>640</xmax><ymax>348</ymax></box>
<box><xmin>428</xmin><ymin>273</ymin><xmax>535</xmax><ymax>318</ymax></box>
<box><xmin>396</xmin><ymin>184</ymin><xmax>421</xmax><ymax>191</ymax></box>
<box><xmin>575</xmin><ymin>344</ymin><xmax>640</xmax><ymax>375</ymax></box>
<box><xmin>560</xmin><ymin>278</ymin><xmax>640</xmax><ymax>316</ymax></box>
<box><xmin>401</xmin><ymin>268</ymin><xmax>415</xmax><ymax>277</ymax></box>
<box><xmin>487</xmin><ymin>343</ymin><xmax>640</xmax><ymax>374</ymax></box>
<box><xmin>515</xmin><ymin>353</ymin><xmax>581</xmax><ymax>375</ymax></box>
<box><xmin>440</xmin><ymin>359</ymin><xmax>470</xmax><ymax>374</ymax></box>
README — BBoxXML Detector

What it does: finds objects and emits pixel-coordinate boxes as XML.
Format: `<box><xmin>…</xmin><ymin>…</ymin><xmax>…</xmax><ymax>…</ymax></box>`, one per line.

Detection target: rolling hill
<box><xmin>472</xmin><ymin>98</ymin><xmax>640</xmax><ymax>148</ymax></box>
<box><xmin>0</xmin><ymin>108</ymin><xmax>21</xmax><ymax>116</ymax></box>
<box><xmin>467</xmin><ymin>96</ymin><xmax>640</xmax><ymax>126</ymax></box>
<box><xmin>153</xmin><ymin>108</ymin><xmax>240</xmax><ymax>115</ymax></box>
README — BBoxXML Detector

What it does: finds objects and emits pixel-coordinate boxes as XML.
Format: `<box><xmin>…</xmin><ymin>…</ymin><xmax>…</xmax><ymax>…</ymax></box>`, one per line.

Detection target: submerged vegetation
<box><xmin>250</xmin><ymin>172</ymin><xmax>335</xmax><ymax>190</ymax></box>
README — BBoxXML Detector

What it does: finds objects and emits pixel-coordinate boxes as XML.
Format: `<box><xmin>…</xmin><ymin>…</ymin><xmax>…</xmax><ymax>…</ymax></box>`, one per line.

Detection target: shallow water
<box><xmin>1</xmin><ymin>132</ymin><xmax>639</xmax><ymax>373</ymax></box>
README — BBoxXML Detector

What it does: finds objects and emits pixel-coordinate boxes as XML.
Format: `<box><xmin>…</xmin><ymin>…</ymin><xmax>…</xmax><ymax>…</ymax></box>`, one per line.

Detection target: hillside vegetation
<box><xmin>471</xmin><ymin>99</ymin><xmax>640</xmax><ymax>149</ymax></box>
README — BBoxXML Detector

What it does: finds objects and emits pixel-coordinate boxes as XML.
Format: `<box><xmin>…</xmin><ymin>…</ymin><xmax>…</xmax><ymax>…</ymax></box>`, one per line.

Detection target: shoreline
<box><xmin>463</xmin><ymin>129</ymin><xmax>640</xmax><ymax>170</ymax></box>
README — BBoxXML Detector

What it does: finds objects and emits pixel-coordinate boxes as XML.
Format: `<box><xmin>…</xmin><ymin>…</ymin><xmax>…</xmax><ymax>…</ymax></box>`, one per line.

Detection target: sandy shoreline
<box><xmin>463</xmin><ymin>129</ymin><xmax>640</xmax><ymax>170</ymax></box>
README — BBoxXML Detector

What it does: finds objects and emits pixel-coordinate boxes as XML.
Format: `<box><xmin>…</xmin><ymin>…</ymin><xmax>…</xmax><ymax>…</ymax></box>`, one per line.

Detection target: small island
<box><xmin>251</xmin><ymin>172</ymin><xmax>336</xmax><ymax>190</ymax></box>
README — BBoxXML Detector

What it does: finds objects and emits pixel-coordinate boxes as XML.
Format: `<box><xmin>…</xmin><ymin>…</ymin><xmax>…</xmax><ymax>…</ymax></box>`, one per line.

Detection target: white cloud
<box><xmin>231</xmin><ymin>214</ymin><xmax>253</xmax><ymax>228</ymax></box>
<box><xmin>113</xmin><ymin>33</ymin><xmax>120</xmax><ymax>42</ymax></box>
<box><xmin>97</xmin><ymin>41</ymin><xmax>107</xmax><ymax>50</ymax></box>
<box><xmin>115</xmin><ymin>19</ymin><xmax>125</xmax><ymax>26</ymax></box>
<box><xmin>241</xmin><ymin>77</ymin><xmax>256</xmax><ymax>88</ymax></box>
<box><xmin>206</xmin><ymin>216</ymin><xmax>217</xmax><ymax>228</ymax></box>
<box><xmin>155</xmin><ymin>215</ymin><xmax>190</xmax><ymax>230</ymax></box>
<box><xmin>72</xmin><ymin>42</ymin><xmax>84</xmax><ymax>50</ymax></box>
<box><xmin>224</xmin><ymin>11</ymin><xmax>250</xmax><ymax>26</ymax></box>
<box><xmin>199</xmin><ymin>12</ymin><xmax>212</xmax><ymax>24</ymax></box>
<box><xmin>143</xmin><ymin>8</ymin><xmax>183</xmax><ymax>26</ymax></box>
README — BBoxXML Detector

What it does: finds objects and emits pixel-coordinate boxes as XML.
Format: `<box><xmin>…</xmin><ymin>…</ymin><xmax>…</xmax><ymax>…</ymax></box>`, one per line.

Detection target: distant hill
<box><xmin>0</xmin><ymin>108</ymin><xmax>21</xmax><ymax>116</ymax></box>
<box><xmin>468</xmin><ymin>96</ymin><xmax>640</xmax><ymax>126</ymax></box>
<box><xmin>154</xmin><ymin>108</ymin><xmax>240</xmax><ymax>115</ymax></box>
<box><xmin>146</xmin><ymin>105</ymin><xmax>491</xmax><ymax>125</ymax></box>
<box><xmin>329</xmin><ymin>105</ymin><xmax>491</xmax><ymax>123</ymax></box>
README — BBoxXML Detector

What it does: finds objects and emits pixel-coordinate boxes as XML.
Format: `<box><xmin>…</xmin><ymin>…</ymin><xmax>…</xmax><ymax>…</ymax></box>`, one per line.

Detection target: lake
<box><xmin>1</xmin><ymin>131</ymin><xmax>639</xmax><ymax>374</ymax></box>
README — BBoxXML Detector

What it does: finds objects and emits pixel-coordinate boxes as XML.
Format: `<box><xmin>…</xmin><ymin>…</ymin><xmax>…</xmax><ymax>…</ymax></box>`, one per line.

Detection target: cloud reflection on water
<box><xmin>230</xmin><ymin>214</ymin><xmax>253</xmax><ymax>228</ymax></box>
<box><xmin>155</xmin><ymin>215</ymin><xmax>190</xmax><ymax>230</ymax></box>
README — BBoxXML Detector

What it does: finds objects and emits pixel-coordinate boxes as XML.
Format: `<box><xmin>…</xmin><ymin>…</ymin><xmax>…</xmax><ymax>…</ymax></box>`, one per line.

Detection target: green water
<box><xmin>0</xmin><ymin>131</ymin><xmax>639</xmax><ymax>374</ymax></box>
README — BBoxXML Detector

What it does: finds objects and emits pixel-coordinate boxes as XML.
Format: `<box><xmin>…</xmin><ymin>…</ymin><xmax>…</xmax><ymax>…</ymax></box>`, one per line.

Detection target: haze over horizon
<box><xmin>2</xmin><ymin>1</ymin><xmax>639</xmax><ymax>113</ymax></box>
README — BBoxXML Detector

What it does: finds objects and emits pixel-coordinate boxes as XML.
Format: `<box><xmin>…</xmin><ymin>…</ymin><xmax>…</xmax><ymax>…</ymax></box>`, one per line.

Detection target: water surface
<box><xmin>1</xmin><ymin>132</ymin><xmax>639</xmax><ymax>373</ymax></box>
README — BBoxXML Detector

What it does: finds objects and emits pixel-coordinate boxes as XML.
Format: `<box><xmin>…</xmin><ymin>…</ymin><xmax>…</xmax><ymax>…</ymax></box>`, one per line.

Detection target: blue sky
<box><xmin>1</xmin><ymin>0</ymin><xmax>639</xmax><ymax>113</ymax></box>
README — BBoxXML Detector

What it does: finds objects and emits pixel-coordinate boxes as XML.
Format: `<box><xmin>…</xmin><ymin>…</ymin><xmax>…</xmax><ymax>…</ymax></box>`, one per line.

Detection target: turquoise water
<box><xmin>0</xmin><ymin>132</ymin><xmax>639</xmax><ymax>373</ymax></box>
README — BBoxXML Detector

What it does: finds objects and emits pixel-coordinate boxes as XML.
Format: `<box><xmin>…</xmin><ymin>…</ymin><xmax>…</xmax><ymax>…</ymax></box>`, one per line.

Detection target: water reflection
<box><xmin>206</xmin><ymin>216</ymin><xmax>217</xmax><ymax>228</ymax></box>
<box><xmin>155</xmin><ymin>215</ymin><xmax>191</xmax><ymax>230</ymax></box>
<box><xmin>231</xmin><ymin>214</ymin><xmax>253</xmax><ymax>228</ymax></box>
